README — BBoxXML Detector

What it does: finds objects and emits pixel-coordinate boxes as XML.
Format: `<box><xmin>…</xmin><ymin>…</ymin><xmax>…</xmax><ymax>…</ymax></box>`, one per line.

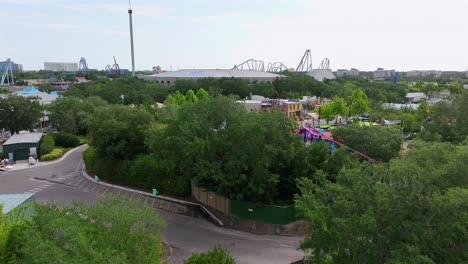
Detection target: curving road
<box><xmin>0</xmin><ymin>145</ymin><xmax>303</xmax><ymax>264</ymax></box>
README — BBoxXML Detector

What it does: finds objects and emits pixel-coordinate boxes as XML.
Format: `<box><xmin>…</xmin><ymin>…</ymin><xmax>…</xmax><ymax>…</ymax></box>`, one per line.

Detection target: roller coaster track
<box><xmin>233</xmin><ymin>59</ymin><xmax>265</xmax><ymax>71</ymax></box>
<box><xmin>296</xmin><ymin>125</ymin><xmax>381</xmax><ymax>164</ymax></box>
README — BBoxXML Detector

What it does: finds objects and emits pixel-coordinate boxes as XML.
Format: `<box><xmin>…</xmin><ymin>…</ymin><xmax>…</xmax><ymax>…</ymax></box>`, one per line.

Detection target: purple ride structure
<box><xmin>295</xmin><ymin>124</ymin><xmax>381</xmax><ymax>164</ymax></box>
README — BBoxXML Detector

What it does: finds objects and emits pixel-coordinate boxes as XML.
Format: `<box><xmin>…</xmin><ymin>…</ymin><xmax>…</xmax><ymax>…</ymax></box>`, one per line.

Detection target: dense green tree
<box><xmin>0</xmin><ymin>205</ymin><xmax>5</xmax><ymax>262</ymax></box>
<box><xmin>165</xmin><ymin>91</ymin><xmax>186</xmax><ymax>105</ymax></box>
<box><xmin>148</xmin><ymin>96</ymin><xmax>300</xmax><ymax>203</ymax></box>
<box><xmin>174</xmin><ymin>79</ymin><xmax>199</xmax><ymax>94</ymax></box>
<box><xmin>4</xmin><ymin>196</ymin><xmax>165</xmax><ymax>264</ymax></box>
<box><xmin>250</xmin><ymin>82</ymin><xmax>277</xmax><ymax>98</ymax></box>
<box><xmin>295</xmin><ymin>142</ymin><xmax>468</xmax><ymax>264</ymax></box>
<box><xmin>184</xmin><ymin>246</ymin><xmax>236</xmax><ymax>264</ymax></box>
<box><xmin>196</xmin><ymin>88</ymin><xmax>210</xmax><ymax>100</ymax></box>
<box><xmin>185</xmin><ymin>89</ymin><xmax>198</xmax><ymax>103</ymax></box>
<box><xmin>333</xmin><ymin>125</ymin><xmax>403</xmax><ymax>162</ymax></box>
<box><xmin>421</xmin><ymin>91</ymin><xmax>468</xmax><ymax>143</ymax></box>
<box><xmin>86</xmin><ymin>105</ymin><xmax>154</xmax><ymax>159</ymax></box>
<box><xmin>447</xmin><ymin>81</ymin><xmax>463</xmax><ymax>94</ymax></box>
<box><xmin>63</xmin><ymin>78</ymin><xmax>169</xmax><ymax>105</ymax></box>
<box><xmin>37</xmin><ymin>83</ymin><xmax>58</xmax><ymax>93</ymax></box>
<box><xmin>0</xmin><ymin>95</ymin><xmax>42</xmax><ymax>134</ymax></box>
<box><xmin>349</xmin><ymin>89</ymin><xmax>370</xmax><ymax>116</ymax></box>
<box><xmin>47</xmin><ymin>96</ymin><xmax>108</xmax><ymax>135</ymax></box>
<box><xmin>419</xmin><ymin>83</ymin><xmax>443</xmax><ymax>100</ymax></box>
<box><xmin>319</xmin><ymin>103</ymin><xmax>335</xmax><ymax>124</ymax></box>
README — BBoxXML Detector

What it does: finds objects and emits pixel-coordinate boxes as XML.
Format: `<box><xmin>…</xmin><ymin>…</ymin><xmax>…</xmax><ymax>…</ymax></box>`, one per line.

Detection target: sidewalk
<box><xmin>1</xmin><ymin>146</ymin><xmax>84</xmax><ymax>172</ymax></box>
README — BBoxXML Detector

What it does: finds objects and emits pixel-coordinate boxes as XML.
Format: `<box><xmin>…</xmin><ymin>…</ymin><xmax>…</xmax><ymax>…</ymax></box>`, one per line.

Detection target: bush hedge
<box><xmin>39</xmin><ymin>134</ymin><xmax>55</xmax><ymax>156</ymax></box>
<box><xmin>53</xmin><ymin>133</ymin><xmax>80</xmax><ymax>148</ymax></box>
<box><xmin>130</xmin><ymin>155</ymin><xmax>190</xmax><ymax>195</ymax></box>
<box><xmin>40</xmin><ymin>148</ymin><xmax>64</xmax><ymax>161</ymax></box>
<box><xmin>83</xmin><ymin>148</ymin><xmax>190</xmax><ymax>196</ymax></box>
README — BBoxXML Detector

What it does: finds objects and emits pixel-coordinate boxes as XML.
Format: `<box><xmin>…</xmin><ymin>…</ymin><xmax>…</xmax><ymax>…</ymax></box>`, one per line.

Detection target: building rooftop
<box><xmin>405</xmin><ymin>92</ymin><xmax>426</xmax><ymax>98</ymax></box>
<box><xmin>143</xmin><ymin>69</ymin><xmax>281</xmax><ymax>81</ymax></box>
<box><xmin>3</xmin><ymin>133</ymin><xmax>43</xmax><ymax>145</ymax></box>
<box><xmin>0</xmin><ymin>193</ymin><xmax>34</xmax><ymax>214</ymax></box>
<box><xmin>14</xmin><ymin>86</ymin><xmax>58</xmax><ymax>104</ymax></box>
<box><xmin>382</xmin><ymin>103</ymin><xmax>420</xmax><ymax>110</ymax></box>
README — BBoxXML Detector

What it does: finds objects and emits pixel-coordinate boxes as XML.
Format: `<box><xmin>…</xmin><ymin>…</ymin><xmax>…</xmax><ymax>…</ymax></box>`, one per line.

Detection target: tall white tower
<box><xmin>128</xmin><ymin>0</ymin><xmax>135</xmax><ymax>77</ymax></box>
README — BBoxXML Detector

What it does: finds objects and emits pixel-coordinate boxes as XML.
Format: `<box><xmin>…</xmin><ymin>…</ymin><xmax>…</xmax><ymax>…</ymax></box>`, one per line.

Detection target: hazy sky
<box><xmin>1</xmin><ymin>0</ymin><xmax>467</xmax><ymax>71</ymax></box>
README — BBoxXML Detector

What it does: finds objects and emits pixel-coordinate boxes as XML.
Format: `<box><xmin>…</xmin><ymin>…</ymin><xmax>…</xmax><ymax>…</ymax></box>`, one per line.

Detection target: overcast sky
<box><xmin>1</xmin><ymin>0</ymin><xmax>467</xmax><ymax>71</ymax></box>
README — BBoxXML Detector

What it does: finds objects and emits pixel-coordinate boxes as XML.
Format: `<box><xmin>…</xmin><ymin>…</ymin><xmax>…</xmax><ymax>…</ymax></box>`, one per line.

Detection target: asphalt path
<box><xmin>0</xmin><ymin>145</ymin><xmax>303</xmax><ymax>264</ymax></box>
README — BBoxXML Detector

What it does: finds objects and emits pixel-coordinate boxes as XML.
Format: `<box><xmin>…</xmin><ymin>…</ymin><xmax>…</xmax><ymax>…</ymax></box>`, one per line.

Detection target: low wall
<box><xmin>191</xmin><ymin>182</ymin><xmax>300</xmax><ymax>225</ymax></box>
<box><xmin>230</xmin><ymin>200</ymin><xmax>299</xmax><ymax>225</ymax></box>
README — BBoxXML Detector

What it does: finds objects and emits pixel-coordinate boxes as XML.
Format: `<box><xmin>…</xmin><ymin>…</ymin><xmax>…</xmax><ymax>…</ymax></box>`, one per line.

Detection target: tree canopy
<box><xmin>86</xmin><ymin>105</ymin><xmax>154</xmax><ymax>159</ymax></box>
<box><xmin>3</xmin><ymin>196</ymin><xmax>165</xmax><ymax>264</ymax></box>
<box><xmin>295</xmin><ymin>141</ymin><xmax>468</xmax><ymax>264</ymax></box>
<box><xmin>0</xmin><ymin>95</ymin><xmax>42</xmax><ymax>134</ymax></box>
<box><xmin>333</xmin><ymin>125</ymin><xmax>403</xmax><ymax>162</ymax></box>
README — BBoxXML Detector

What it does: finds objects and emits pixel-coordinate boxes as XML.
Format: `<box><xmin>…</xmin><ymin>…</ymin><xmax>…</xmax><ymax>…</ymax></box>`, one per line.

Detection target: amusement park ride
<box><xmin>232</xmin><ymin>49</ymin><xmax>331</xmax><ymax>74</ymax></box>
<box><xmin>296</xmin><ymin>124</ymin><xmax>381</xmax><ymax>164</ymax></box>
<box><xmin>0</xmin><ymin>59</ymin><xmax>14</xmax><ymax>86</ymax></box>
<box><xmin>105</xmin><ymin>56</ymin><xmax>120</xmax><ymax>79</ymax></box>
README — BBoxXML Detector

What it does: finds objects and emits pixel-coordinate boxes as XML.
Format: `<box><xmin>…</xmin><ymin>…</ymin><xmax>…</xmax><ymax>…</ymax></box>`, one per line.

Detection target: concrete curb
<box><xmin>81</xmin><ymin>163</ymin><xmax>224</xmax><ymax>226</ymax></box>
<box><xmin>2</xmin><ymin>145</ymin><xmax>86</xmax><ymax>172</ymax></box>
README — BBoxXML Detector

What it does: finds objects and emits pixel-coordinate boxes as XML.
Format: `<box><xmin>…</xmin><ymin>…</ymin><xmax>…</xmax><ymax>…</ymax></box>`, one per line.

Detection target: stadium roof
<box><xmin>142</xmin><ymin>69</ymin><xmax>281</xmax><ymax>82</ymax></box>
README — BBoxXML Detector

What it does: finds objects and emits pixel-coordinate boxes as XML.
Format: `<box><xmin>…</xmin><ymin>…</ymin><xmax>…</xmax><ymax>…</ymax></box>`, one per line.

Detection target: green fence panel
<box><xmin>230</xmin><ymin>200</ymin><xmax>299</xmax><ymax>225</ymax></box>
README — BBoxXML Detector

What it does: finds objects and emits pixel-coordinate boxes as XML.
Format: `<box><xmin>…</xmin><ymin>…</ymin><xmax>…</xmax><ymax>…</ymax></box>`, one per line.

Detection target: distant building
<box><xmin>2</xmin><ymin>133</ymin><xmax>43</xmax><ymax>160</ymax></box>
<box><xmin>336</xmin><ymin>68</ymin><xmax>359</xmax><ymax>78</ymax></box>
<box><xmin>405</xmin><ymin>92</ymin><xmax>426</xmax><ymax>103</ymax></box>
<box><xmin>0</xmin><ymin>59</ymin><xmax>23</xmax><ymax>73</ymax></box>
<box><xmin>306</xmin><ymin>69</ymin><xmax>335</xmax><ymax>82</ymax></box>
<box><xmin>44</xmin><ymin>62</ymin><xmax>78</xmax><ymax>72</ymax></box>
<box><xmin>382</xmin><ymin>103</ymin><xmax>419</xmax><ymax>110</ymax></box>
<box><xmin>236</xmin><ymin>100</ymin><xmax>262</xmax><ymax>112</ymax></box>
<box><xmin>271</xmin><ymin>100</ymin><xmax>303</xmax><ymax>120</ymax></box>
<box><xmin>406</xmin><ymin>70</ymin><xmax>442</xmax><ymax>78</ymax></box>
<box><xmin>15</xmin><ymin>86</ymin><xmax>59</xmax><ymax>105</ymax></box>
<box><xmin>24</xmin><ymin>79</ymin><xmax>48</xmax><ymax>86</ymax></box>
<box><xmin>142</xmin><ymin>69</ymin><xmax>281</xmax><ymax>85</ymax></box>
<box><xmin>373</xmin><ymin>68</ymin><xmax>395</xmax><ymax>80</ymax></box>
<box><xmin>75</xmin><ymin>77</ymin><xmax>87</xmax><ymax>83</ymax></box>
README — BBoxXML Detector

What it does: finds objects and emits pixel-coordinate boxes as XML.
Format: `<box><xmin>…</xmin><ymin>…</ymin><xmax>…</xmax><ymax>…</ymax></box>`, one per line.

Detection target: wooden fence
<box><xmin>191</xmin><ymin>182</ymin><xmax>230</xmax><ymax>215</ymax></box>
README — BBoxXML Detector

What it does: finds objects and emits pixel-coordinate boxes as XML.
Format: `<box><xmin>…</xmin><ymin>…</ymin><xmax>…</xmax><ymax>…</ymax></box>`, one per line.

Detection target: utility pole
<box><xmin>128</xmin><ymin>0</ymin><xmax>135</xmax><ymax>77</ymax></box>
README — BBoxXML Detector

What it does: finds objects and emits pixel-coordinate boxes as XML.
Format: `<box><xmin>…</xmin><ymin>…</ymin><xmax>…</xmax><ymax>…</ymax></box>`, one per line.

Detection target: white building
<box><xmin>44</xmin><ymin>62</ymin><xmax>78</xmax><ymax>72</ymax></box>
<box><xmin>336</xmin><ymin>68</ymin><xmax>359</xmax><ymax>77</ymax></box>
<box><xmin>405</xmin><ymin>92</ymin><xmax>426</xmax><ymax>103</ymax></box>
<box><xmin>307</xmin><ymin>69</ymin><xmax>335</xmax><ymax>82</ymax></box>
<box><xmin>373</xmin><ymin>68</ymin><xmax>395</xmax><ymax>80</ymax></box>
<box><xmin>142</xmin><ymin>69</ymin><xmax>281</xmax><ymax>85</ymax></box>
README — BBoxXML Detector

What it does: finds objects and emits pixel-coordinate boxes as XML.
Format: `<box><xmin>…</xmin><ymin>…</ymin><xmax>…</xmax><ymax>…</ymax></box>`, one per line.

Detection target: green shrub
<box><xmin>39</xmin><ymin>134</ymin><xmax>55</xmax><ymax>156</ymax></box>
<box><xmin>78</xmin><ymin>136</ymin><xmax>87</xmax><ymax>145</ymax></box>
<box><xmin>2</xmin><ymin>220</ymin><xmax>30</xmax><ymax>262</ymax></box>
<box><xmin>0</xmin><ymin>205</ymin><xmax>6</xmax><ymax>261</ymax></box>
<box><xmin>184</xmin><ymin>246</ymin><xmax>236</xmax><ymax>264</ymax></box>
<box><xmin>83</xmin><ymin>148</ymin><xmax>132</xmax><ymax>185</ymax></box>
<box><xmin>130</xmin><ymin>155</ymin><xmax>190</xmax><ymax>195</ymax></box>
<box><xmin>40</xmin><ymin>148</ymin><xmax>64</xmax><ymax>161</ymax></box>
<box><xmin>53</xmin><ymin>133</ymin><xmax>80</xmax><ymax>148</ymax></box>
<box><xmin>83</xmin><ymin>149</ymin><xmax>190</xmax><ymax>195</ymax></box>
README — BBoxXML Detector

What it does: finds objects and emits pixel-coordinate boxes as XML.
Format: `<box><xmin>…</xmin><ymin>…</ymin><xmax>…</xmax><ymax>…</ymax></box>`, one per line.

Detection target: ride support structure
<box><xmin>296</xmin><ymin>124</ymin><xmax>381</xmax><ymax>164</ymax></box>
